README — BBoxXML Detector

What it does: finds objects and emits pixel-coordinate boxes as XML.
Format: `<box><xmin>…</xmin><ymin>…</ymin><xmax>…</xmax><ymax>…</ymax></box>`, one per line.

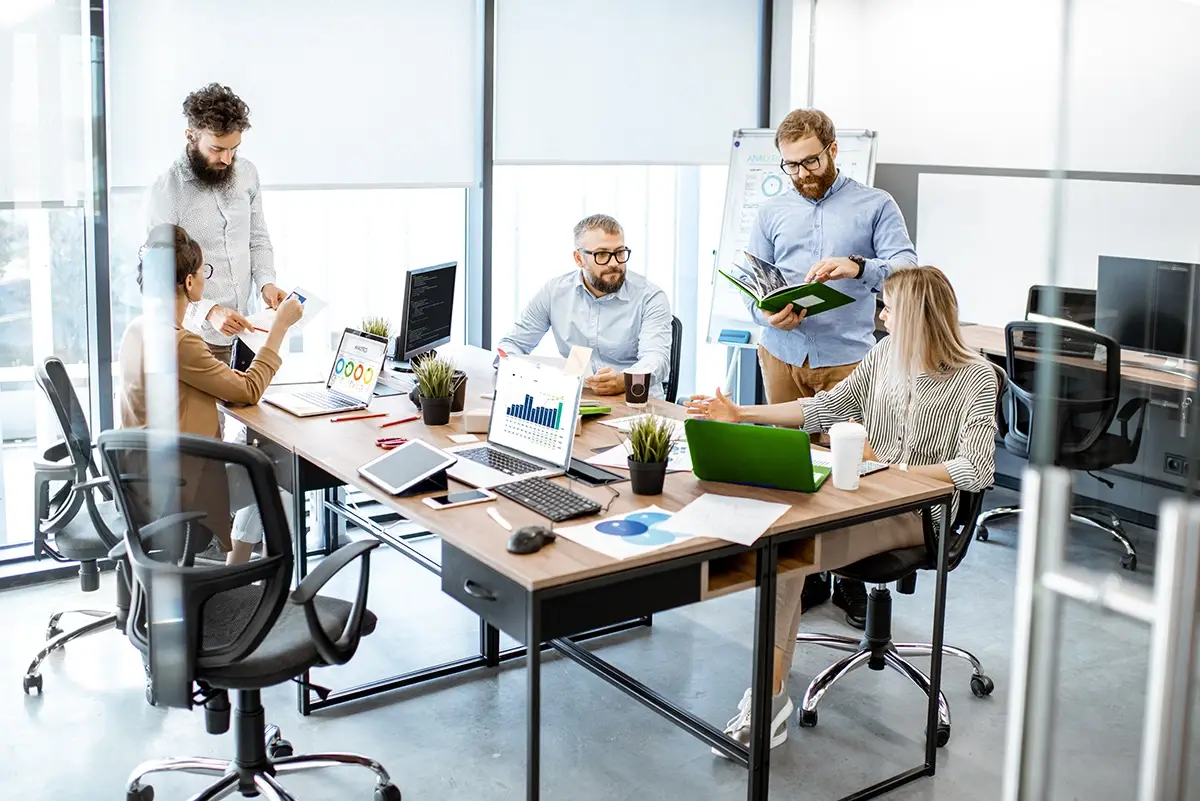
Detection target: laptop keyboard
<box><xmin>457</xmin><ymin>447</ymin><xmax>543</xmax><ymax>477</ymax></box>
<box><xmin>810</xmin><ymin>452</ymin><xmax>889</xmax><ymax>476</ymax></box>
<box><xmin>294</xmin><ymin>389</ymin><xmax>362</xmax><ymax>410</ymax></box>
<box><xmin>494</xmin><ymin>477</ymin><xmax>601</xmax><ymax>523</ymax></box>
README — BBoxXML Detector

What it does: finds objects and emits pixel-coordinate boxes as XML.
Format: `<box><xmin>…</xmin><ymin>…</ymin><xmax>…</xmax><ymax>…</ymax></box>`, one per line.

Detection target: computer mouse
<box><xmin>507</xmin><ymin>525</ymin><xmax>556</xmax><ymax>555</ymax></box>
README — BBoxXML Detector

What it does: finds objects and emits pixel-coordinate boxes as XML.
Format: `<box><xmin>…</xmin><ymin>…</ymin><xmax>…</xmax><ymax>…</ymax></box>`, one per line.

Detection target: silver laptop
<box><xmin>263</xmin><ymin>328</ymin><xmax>389</xmax><ymax>417</ymax></box>
<box><xmin>445</xmin><ymin>358</ymin><xmax>583</xmax><ymax>488</ymax></box>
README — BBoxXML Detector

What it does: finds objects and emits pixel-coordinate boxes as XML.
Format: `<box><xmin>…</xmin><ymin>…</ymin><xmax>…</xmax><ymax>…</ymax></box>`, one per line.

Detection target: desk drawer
<box><xmin>247</xmin><ymin>430</ymin><xmax>295</xmax><ymax>493</ymax></box>
<box><xmin>442</xmin><ymin>543</ymin><xmax>529</xmax><ymax>642</ymax></box>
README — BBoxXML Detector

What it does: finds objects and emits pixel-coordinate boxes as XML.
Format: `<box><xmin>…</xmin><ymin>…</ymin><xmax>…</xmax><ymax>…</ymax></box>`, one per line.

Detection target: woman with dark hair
<box><xmin>118</xmin><ymin>223</ymin><xmax>302</xmax><ymax>563</ymax></box>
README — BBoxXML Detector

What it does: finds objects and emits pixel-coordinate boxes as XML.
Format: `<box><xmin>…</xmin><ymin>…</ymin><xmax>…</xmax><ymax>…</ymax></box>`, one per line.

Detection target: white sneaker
<box><xmin>711</xmin><ymin>687</ymin><xmax>793</xmax><ymax>758</ymax></box>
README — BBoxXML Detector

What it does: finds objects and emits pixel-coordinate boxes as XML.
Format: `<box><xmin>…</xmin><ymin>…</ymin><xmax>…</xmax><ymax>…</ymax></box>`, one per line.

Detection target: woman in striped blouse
<box><xmin>686</xmin><ymin>265</ymin><xmax>999</xmax><ymax>753</ymax></box>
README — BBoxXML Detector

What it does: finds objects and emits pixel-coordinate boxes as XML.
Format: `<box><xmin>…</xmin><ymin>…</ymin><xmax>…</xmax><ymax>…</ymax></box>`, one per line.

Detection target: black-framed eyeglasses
<box><xmin>578</xmin><ymin>247</ymin><xmax>632</xmax><ymax>266</ymax></box>
<box><xmin>199</xmin><ymin>263</ymin><xmax>214</xmax><ymax>279</ymax></box>
<box><xmin>780</xmin><ymin>141</ymin><xmax>833</xmax><ymax>175</ymax></box>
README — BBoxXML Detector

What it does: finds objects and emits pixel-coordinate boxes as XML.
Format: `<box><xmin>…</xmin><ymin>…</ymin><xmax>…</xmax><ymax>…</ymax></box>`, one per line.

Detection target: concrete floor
<box><xmin>3</xmin><ymin>486</ymin><xmax>1197</xmax><ymax>800</ymax></box>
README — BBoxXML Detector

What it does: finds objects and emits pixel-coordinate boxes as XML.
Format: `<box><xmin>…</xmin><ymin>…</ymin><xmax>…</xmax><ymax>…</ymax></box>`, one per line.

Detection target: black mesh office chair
<box><xmin>665</xmin><ymin>315</ymin><xmax>683</xmax><ymax>402</ymax></box>
<box><xmin>97</xmin><ymin>430</ymin><xmax>401</xmax><ymax>801</ymax></box>
<box><xmin>975</xmin><ymin>322</ymin><xmax>1148</xmax><ymax>570</ymax></box>
<box><xmin>23</xmin><ymin>357</ymin><xmax>127</xmax><ymax>694</ymax></box>
<box><xmin>795</xmin><ymin>490</ymin><xmax>993</xmax><ymax>747</ymax></box>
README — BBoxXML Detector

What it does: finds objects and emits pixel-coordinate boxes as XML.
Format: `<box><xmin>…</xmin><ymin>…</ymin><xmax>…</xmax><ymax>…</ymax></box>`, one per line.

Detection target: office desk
<box><xmin>223</xmin><ymin>393</ymin><xmax>954</xmax><ymax>801</ymax></box>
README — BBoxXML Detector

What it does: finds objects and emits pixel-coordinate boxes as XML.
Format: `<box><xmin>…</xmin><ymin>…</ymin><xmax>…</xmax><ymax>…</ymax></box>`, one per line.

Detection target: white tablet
<box><xmin>357</xmin><ymin>440</ymin><xmax>457</xmax><ymax>495</ymax></box>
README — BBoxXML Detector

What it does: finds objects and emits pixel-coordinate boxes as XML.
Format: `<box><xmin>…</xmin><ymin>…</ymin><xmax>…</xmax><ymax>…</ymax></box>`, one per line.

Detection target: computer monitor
<box><xmin>1095</xmin><ymin>256</ymin><xmax>1198</xmax><ymax>363</ymax></box>
<box><xmin>393</xmin><ymin>261</ymin><xmax>457</xmax><ymax>365</ymax></box>
<box><xmin>1025</xmin><ymin>285</ymin><xmax>1096</xmax><ymax>330</ymax></box>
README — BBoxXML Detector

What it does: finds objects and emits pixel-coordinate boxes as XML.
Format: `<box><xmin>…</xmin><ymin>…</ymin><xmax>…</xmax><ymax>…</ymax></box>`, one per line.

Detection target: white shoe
<box><xmin>711</xmin><ymin>687</ymin><xmax>793</xmax><ymax>758</ymax></box>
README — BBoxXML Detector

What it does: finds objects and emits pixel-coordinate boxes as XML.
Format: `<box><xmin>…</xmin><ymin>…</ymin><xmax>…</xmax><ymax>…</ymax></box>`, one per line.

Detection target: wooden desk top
<box><xmin>224</xmin><ymin>389</ymin><xmax>952</xmax><ymax>592</ymax></box>
<box><xmin>960</xmin><ymin>323</ymin><xmax>1198</xmax><ymax>393</ymax></box>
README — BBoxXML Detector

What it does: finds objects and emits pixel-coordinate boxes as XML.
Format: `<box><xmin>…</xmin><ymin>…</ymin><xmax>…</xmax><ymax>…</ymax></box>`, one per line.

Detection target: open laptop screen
<box><xmin>488</xmin><ymin>358</ymin><xmax>583</xmax><ymax>468</ymax></box>
<box><xmin>327</xmin><ymin>329</ymin><xmax>388</xmax><ymax>402</ymax></box>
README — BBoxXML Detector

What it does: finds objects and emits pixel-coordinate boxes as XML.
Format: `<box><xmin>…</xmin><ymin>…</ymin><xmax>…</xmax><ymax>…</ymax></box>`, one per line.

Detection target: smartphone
<box><xmin>422</xmin><ymin>488</ymin><xmax>497</xmax><ymax>510</ymax></box>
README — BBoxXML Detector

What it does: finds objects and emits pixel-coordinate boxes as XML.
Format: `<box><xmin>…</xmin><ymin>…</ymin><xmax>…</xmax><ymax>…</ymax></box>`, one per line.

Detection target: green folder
<box><xmin>579</xmin><ymin>406</ymin><xmax>611</xmax><ymax>417</ymax></box>
<box><xmin>719</xmin><ymin>268</ymin><xmax>856</xmax><ymax>316</ymax></box>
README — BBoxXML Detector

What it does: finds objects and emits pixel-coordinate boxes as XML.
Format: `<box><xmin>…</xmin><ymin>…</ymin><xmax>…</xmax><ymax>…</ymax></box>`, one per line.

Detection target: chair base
<box><xmin>23</xmin><ymin>610</ymin><xmax>117</xmax><ymax>694</ymax></box>
<box><xmin>975</xmin><ymin>506</ymin><xmax>1138</xmax><ymax>570</ymax></box>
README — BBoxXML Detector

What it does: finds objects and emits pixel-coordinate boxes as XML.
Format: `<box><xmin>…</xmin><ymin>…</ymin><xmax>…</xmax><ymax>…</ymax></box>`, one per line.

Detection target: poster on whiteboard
<box><xmin>706</xmin><ymin>128</ymin><xmax>878</xmax><ymax>348</ymax></box>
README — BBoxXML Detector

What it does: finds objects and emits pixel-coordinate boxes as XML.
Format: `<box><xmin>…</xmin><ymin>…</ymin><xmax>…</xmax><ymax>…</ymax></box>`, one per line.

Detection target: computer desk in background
<box><xmin>222</xmin><ymin>389</ymin><xmax>954</xmax><ymax>801</ymax></box>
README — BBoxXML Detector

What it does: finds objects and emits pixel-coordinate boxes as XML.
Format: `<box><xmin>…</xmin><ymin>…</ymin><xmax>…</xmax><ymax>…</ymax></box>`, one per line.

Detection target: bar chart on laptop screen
<box><xmin>501</xmin><ymin>390</ymin><xmax>567</xmax><ymax>452</ymax></box>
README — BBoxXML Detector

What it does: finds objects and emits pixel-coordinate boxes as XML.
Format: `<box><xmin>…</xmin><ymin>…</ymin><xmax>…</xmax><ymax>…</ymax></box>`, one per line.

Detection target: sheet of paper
<box><xmin>586</xmin><ymin>440</ymin><xmax>692</xmax><ymax>473</ymax></box>
<box><xmin>236</xmin><ymin>284</ymin><xmax>328</xmax><ymax>350</ymax></box>
<box><xmin>564</xmin><ymin>345</ymin><xmax>594</xmax><ymax>377</ymax></box>
<box><xmin>555</xmin><ymin>505</ymin><xmax>695</xmax><ymax>560</ymax></box>
<box><xmin>666</xmin><ymin>494</ymin><xmax>791</xmax><ymax>546</ymax></box>
<box><xmin>448</xmin><ymin>434</ymin><xmax>479</xmax><ymax>444</ymax></box>
<box><xmin>598</xmin><ymin>413</ymin><xmax>686</xmax><ymax>439</ymax></box>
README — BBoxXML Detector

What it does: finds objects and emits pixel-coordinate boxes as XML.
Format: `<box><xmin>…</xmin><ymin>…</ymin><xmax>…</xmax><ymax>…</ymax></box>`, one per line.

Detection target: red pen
<box><xmin>252</xmin><ymin>326</ymin><xmax>269</xmax><ymax>333</ymax></box>
<box><xmin>379</xmin><ymin>414</ymin><xmax>420</xmax><ymax>429</ymax></box>
<box><xmin>330</xmin><ymin>412</ymin><xmax>387</xmax><ymax>423</ymax></box>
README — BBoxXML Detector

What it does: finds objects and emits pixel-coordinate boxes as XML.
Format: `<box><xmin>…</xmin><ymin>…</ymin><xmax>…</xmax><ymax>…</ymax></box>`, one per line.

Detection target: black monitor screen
<box><xmin>1096</xmin><ymin>256</ymin><xmax>1196</xmax><ymax>360</ymax></box>
<box><xmin>1025</xmin><ymin>285</ymin><xmax>1096</xmax><ymax>329</ymax></box>
<box><xmin>398</xmin><ymin>262</ymin><xmax>456</xmax><ymax>360</ymax></box>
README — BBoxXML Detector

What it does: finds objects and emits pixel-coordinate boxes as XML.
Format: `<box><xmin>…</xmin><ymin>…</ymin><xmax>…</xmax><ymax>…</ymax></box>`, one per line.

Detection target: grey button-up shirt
<box><xmin>145</xmin><ymin>152</ymin><xmax>276</xmax><ymax>346</ymax></box>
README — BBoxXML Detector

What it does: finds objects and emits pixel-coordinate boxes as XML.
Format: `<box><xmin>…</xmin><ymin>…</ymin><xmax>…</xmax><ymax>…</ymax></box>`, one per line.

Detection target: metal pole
<box><xmin>806</xmin><ymin>0</ymin><xmax>818</xmax><ymax>107</ymax></box>
<box><xmin>465</xmin><ymin>0</ymin><xmax>495</xmax><ymax>350</ymax></box>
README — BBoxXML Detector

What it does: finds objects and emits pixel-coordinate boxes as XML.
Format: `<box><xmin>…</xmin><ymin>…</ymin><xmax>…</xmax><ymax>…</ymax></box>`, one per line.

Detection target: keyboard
<box><xmin>810</xmin><ymin>452</ymin><xmax>890</xmax><ymax>477</ymax></box>
<box><xmin>494</xmin><ymin>477</ymin><xmax>601</xmax><ymax>523</ymax></box>
<box><xmin>294</xmin><ymin>389</ymin><xmax>362</xmax><ymax>411</ymax></box>
<box><xmin>457</xmin><ymin>447</ymin><xmax>542</xmax><ymax>477</ymax></box>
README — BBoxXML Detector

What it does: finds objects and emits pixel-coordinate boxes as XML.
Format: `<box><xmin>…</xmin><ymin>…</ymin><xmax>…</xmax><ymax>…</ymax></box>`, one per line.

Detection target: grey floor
<box><xmin>3</xmin><ymin>486</ymin><xmax>1197</xmax><ymax>800</ymax></box>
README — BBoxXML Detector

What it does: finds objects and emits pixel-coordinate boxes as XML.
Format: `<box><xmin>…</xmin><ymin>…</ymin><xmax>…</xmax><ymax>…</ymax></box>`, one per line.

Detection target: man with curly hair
<box><xmin>146</xmin><ymin>83</ymin><xmax>287</xmax><ymax>362</ymax></box>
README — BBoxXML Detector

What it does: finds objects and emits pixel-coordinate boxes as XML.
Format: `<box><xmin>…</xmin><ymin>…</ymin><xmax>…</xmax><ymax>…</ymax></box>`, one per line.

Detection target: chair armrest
<box><xmin>291</xmin><ymin>539</ymin><xmax>379</xmax><ymax>666</ymax></box>
<box><xmin>34</xmin><ymin>442</ymin><xmax>73</xmax><ymax>473</ymax></box>
<box><xmin>136</xmin><ymin>511</ymin><xmax>212</xmax><ymax>565</ymax></box>
<box><xmin>74</xmin><ymin>475</ymin><xmax>111</xmax><ymax>492</ymax></box>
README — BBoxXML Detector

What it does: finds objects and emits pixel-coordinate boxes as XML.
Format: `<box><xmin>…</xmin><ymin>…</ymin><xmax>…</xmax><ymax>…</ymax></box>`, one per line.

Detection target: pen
<box><xmin>380</xmin><ymin>414</ymin><xmax>420</xmax><ymax>429</ymax></box>
<box><xmin>487</xmin><ymin>507</ymin><xmax>512</xmax><ymax>531</ymax></box>
<box><xmin>330</xmin><ymin>412</ymin><xmax>387</xmax><ymax>423</ymax></box>
<box><xmin>252</xmin><ymin>326</ymin><xmax>269</xmax><ymax>333</ymax></box>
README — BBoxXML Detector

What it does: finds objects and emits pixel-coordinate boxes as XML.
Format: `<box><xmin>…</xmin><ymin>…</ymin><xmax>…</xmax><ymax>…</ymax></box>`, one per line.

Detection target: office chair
<box><xmin>97</xmin><ymin>430</ymin><xmax>401</xmax><ymax>801</ymax></box>
<box><xmin>665</xmin><ymin>315</ymin><xmax>683</xmax><ymax>402</ymax></box>
<box><xmin>975</xmin><ymin>322</ymin><xmax>1148</xmax><ymax>570</ymax></box>
<box><xmin>23</xmin><ymin>357</ymin><xmax>126</xmax><ymax>694</ymax></box>
<box><xmin>795</xmin><ymin>490</ymin><xmax>993</xmax><ymax>747</ymax></box>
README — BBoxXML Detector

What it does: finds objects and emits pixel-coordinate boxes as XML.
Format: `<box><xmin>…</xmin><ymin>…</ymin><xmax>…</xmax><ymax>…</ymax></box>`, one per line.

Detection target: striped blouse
<box><xmin>799</xmin><ymin>336</ymin><xmax>999</xmax><ymax>525</ymax></box>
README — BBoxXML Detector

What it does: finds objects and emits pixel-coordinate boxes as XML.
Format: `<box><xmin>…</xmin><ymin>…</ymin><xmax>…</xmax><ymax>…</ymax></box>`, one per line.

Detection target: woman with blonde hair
<box><xmin>686</xmin><ymin>265</ymin><xmax>998</xmax><ymax>753</ymax></box>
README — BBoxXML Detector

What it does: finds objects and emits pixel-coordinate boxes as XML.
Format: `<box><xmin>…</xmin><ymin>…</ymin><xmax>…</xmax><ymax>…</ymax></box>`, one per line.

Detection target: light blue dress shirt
<box><xmin>747</xmin><ymin>171</ymin><xmax>917</xmax><ymax>368</ymax></box>
<box><xmin>498</xmin><ymin>269</ymin><xmax>673</xmax><ymax>399</ymax></box>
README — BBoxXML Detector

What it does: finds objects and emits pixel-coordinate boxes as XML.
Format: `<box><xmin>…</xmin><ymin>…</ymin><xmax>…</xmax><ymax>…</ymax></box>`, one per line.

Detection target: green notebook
<box><xmin>579</xmin><ymin>406</ymin><xmax>611</xmax><ymax>417</ymax></box>
<box><xmin>720</xmin><ymin>251</ymin><xmax>855</xmax><ymax>316</ymax></box>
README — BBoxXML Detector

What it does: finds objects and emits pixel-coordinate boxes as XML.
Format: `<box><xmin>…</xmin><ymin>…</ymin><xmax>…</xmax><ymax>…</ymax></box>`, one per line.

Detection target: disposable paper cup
<box><xmin>623</xmin><ymin>370</ymin><xmax>652</xmax><ymax>408</ymax></box>
<box><xmin>828</xmin><ymin>421</ymin><xmax>867</xmax><ymax>490</ymax></box>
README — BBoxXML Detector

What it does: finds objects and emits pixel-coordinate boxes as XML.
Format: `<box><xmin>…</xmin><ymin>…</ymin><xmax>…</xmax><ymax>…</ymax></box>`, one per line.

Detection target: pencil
<box><xmin>330</xmin><ymin>412</ymin><xmax>387</xmax><ymax>423</ymax></box>
<box><xmin>379</xmin><ymin>414</ymin><xmax>420</xmax><ymax>429</ymax></box>
<box><xmin>252</xmin><ymin>326</ymin><xmax>269</xmax><ymax>333</ymax></box>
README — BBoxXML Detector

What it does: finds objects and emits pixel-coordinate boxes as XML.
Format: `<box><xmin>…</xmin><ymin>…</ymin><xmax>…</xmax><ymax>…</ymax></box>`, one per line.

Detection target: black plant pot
<box><xmin>420</xmin><ymin>396</ymin><xmax>452</xmax><ymax>426</ymax></box>
<box><xmin>627</xmin><ymin>458</ymin><xmax>667</xmax><ymax>496</ymax></box>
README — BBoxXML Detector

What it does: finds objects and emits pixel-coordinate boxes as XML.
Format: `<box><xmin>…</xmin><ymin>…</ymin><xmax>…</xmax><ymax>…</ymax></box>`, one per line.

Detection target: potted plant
<box><xmin>412</xmin><ymin>355</ymin><xmax>457</xmax><ymax>425</ymax></box>
<box><xmin>625</xmin><ymin>415</ymin><xmax>677</xmax><ymax>495</ymax></box>
<box><xmin>361</xmin><ymin>315</ymin><xmax>394</xmax><ymax>353</ymax></box>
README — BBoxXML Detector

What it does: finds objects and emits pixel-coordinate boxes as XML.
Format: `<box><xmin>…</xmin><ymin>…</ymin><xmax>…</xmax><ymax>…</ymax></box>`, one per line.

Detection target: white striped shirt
<box><xmin>800</xmin><ymin>336</ymin><xmax>999</xmax><ymax>524</ymax></box>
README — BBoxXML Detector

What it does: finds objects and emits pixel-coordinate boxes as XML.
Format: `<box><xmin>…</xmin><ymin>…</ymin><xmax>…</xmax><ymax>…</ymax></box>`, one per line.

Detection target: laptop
<box><xmin>685</xmin><ymin>419</ymin><xmax>830</xmax><ymax>492</ymax></box>
<box><xmin>445</xmin><ymin>358</ymin><xmax>584</xmax><ymax>489</ymax></box>
<box><xmin>262</xmin><ymin>327</ymin><xmax>388</xmax><ymax>417</ymax></box>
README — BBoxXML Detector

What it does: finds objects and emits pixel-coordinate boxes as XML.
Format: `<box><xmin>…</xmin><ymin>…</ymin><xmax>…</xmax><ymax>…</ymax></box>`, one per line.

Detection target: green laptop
<box><xmin>685</xmin><ymin>419</ymin><xmax>830</xmax><ymax>492</ymax></box>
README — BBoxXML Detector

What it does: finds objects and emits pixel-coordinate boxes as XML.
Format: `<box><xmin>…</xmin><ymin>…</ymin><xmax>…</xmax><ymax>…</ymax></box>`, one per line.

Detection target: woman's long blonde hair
<box><xmin>882</xmin><ymin>266</ymin><xmax>983</xmax><ymax>384</ymax></box>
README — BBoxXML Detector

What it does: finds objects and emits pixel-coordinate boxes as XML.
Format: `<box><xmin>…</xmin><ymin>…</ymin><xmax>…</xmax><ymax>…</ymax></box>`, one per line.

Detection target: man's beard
<box><xmin>584</xmin><ymin>266</ymin><xmax>626</xmax><ymax>295</ymax></box>
<box><xmin>187</xmin><ymin>143</ymin><xmax>235</xmax><ymax>187</ymax></box>
<box><xmin>793</xmin><ymin>166</ymin><xmax>837</xmax><ymax>200</ymax></box>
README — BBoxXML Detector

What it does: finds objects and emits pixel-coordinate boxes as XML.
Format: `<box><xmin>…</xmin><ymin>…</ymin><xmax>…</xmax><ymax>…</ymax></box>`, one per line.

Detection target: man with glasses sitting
<box><xmin>497</xmin><ymin>214</ymin><xmax>672</xmax><ymax>398</ymax></box>
<box><xmin>746</xmin><ymin>108</ymin><xmax>918</xmax><ymax>628</ymax></box>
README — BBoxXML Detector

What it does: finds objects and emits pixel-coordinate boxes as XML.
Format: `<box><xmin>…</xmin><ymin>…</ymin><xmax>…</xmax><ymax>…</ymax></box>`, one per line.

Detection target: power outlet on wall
<box><xmin>1164</xmin><ymin>453</ymin><xmax>1190</xmax><ymax>477</ymax></box>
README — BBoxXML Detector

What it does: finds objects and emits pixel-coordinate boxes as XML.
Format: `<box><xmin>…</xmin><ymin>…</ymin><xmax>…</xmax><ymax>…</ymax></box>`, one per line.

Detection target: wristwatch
<box><xmin>848</xmin><ymin>254</ymin><xmax>866</xmax><ymax>279</ymax></box>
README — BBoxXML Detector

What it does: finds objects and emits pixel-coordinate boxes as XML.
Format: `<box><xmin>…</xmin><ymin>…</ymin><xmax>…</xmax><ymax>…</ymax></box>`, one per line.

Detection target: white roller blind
<box><xmin>0</xmin><ymin>2</ymin><xmax>87</xmax><ymax>205</ymax></box>
<box><xmin>107</xmin><ymin>0</ymin><xmax>480</xmax><ymax>189</ymax></box>
<box><xmin>495</xmin><ymin>0</ymin><xmax>760</xmax><ymax>165</ymax></box>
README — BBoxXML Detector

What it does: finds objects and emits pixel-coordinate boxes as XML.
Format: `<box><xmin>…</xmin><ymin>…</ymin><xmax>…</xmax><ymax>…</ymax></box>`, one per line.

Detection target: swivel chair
<box><xmin>24</xmin><ymin>357</ymin><xmax>126</xmax><ymax>694</ymax></box>
<box><xmin>665</xmin><ymin>315</ymin><xmax>683</xmax><ymax>403</ymax></box>
<box><xmin>975</xmin><ymin>322</ymin><xmax>1149</xmax><ymax>570</ymax></box>
<box><xmin>796</xmin><ymin>490</ymin><xmax>994</xmax><ymax>746</ymax></box>
<box><xmin>98</xmin><ymin>430</ymin><xmax>401</xmax><ymax>801</ymax></box>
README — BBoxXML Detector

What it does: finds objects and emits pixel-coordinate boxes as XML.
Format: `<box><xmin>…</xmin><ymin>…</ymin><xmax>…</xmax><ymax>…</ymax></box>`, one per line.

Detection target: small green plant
<box><xmin>412</xmin><ymin>355</ymin><xmax>456</xmax><ymax>399</ymax></box>
<box><xmin>626</xmin><ymin>415</ymin><xmax>677</xmax><ymax>464</ymax></box>
<box><xmin>361</xmin><ymin>316</ymin><xmax>392</xmax><ymax>339</ymax></box>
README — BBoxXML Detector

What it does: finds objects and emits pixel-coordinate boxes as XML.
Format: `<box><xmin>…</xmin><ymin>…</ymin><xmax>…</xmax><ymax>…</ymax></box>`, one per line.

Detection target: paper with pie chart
<box><xmin>555</xmin><ymin>505</ymin><xmax>695</xmax><ymax>560</ymax></box>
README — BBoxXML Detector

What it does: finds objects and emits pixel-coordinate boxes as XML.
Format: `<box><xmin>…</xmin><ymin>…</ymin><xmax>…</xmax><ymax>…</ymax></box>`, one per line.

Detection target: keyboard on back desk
<box><xmin>457</xmin><ymin>447</ymin><xmax>542</xmax><ymax>477</ymax></box>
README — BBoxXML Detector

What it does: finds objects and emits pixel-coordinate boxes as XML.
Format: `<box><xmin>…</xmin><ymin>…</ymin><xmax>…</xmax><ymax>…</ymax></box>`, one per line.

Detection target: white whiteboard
<box><xmin>706</xmin><ymin>128</ymin><xmax>879</xmax><ymax>346</ymax></box>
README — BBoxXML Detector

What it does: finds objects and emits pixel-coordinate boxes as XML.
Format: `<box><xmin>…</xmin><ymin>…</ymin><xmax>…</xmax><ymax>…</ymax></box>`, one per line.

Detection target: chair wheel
<box><xmin>798</xmin><ymin>709</ymin><xmax>818</xmax><ymax>728</ymax></box>
<box><xmin>267</xmin><ymin>739</ymin><xmax>294</xmax><ymax>759</ymax></box>
<box><xmin>975</xmin><ymin>526</ymin><xmax>989</xmax><ymax>542</ymax></box>
<box><xmin>1121</xmin><ymin>554</ymin><xmax>1137</xmax><ymax>571</ymax></box>
<box><xmin>374</xmin><ymin>783</ymin><xmax>402</xmax><ymax>801</ymax></box>
<box><xmin>23</xmin><ymin>674</ymin><xmax>43</xmax><ymax>694</ymax></box>
<box><xmin>46</xmin><ymin>626</ymin><xmax>63</xmax><ymax>640</ymax></box>
<box><xmin>970</xmin><ymin>675</ymin><xmax>995</xmax><ymax>698</ymax></box>
<box><xmin>937</xmin><ymin>725</ymin><xmax>950</xmax><ymax>747</ymax></box>
<box><xmin>127</xmin><ymin>786</ymin><xmax>154</xmax><ymax>801</ymax></box>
